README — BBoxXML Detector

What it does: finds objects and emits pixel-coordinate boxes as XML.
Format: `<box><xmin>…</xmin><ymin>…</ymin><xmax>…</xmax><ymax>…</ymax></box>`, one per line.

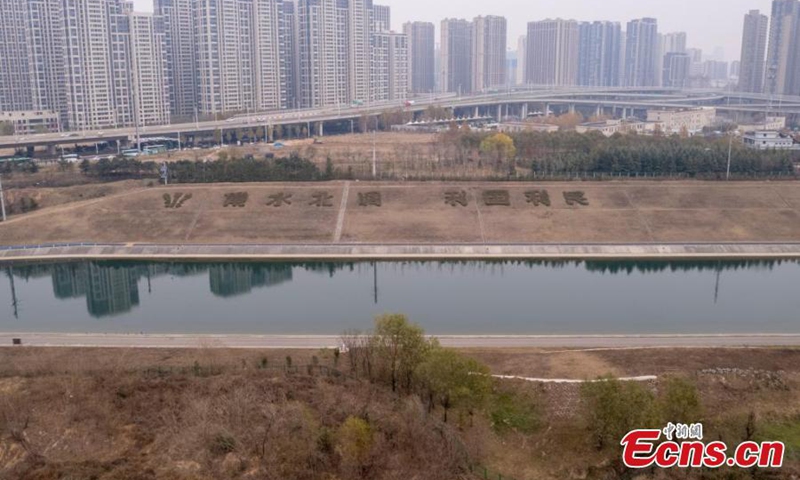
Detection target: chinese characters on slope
<box><xmin>445</xmin><ymin>190</ymin><xmax>589</xmax><ymax>207</ymax></box>
<box><xmin>166</xmin><ymin>190</ymin><xmax>589</xmax><ymax>208</ymax></box>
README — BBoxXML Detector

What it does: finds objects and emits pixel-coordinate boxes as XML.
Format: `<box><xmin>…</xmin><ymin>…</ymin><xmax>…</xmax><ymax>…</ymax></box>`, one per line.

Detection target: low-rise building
<box><xmin>742</xmin><ymin>131</ymin><xmax>799</xmax><ymax>150</ymax></box>
<box><xmin>645</xmin><ymin>107</ymin><xmax>716</xmax><ymax>135</ymax></box>
<box><xmin>576</xmin><ymin>119</ymin><xmax>664</xmax><ymax>137</ymax></box>
<box><xmin>498</xmin><ymin>122</ymin><xmax>559</xmax><ymax>133</ymax></box>
<box><xmin>736</xmin><ymin>117</ymin><xmax>786</xmax><ymax>133</ymax></box>
<box><xmin>0</xmin><ymin>110</ymin><xmax>61</xmax><ymax>135</ymax></box>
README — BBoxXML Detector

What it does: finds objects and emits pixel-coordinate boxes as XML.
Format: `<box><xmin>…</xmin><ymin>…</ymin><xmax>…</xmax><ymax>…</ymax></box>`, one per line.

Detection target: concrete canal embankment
<box><xmin>1</xmin><ymin>242</ymin><xmax>800</xmax><ymax>262</ymax></box>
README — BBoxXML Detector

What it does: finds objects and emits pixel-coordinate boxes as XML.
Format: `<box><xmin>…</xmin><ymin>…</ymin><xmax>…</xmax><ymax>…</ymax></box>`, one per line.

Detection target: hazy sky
<box><xmin>132</xmin><ymin>0</ymin><xmax>774</xmax><ymax>62</ymax></box>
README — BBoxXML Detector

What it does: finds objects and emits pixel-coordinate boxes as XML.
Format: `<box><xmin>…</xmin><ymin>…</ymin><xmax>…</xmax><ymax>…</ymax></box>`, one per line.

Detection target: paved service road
<box><xmin>2</xmin><ymin>333</ymin><xmax>800</xmax><ymax>349</ymax></box>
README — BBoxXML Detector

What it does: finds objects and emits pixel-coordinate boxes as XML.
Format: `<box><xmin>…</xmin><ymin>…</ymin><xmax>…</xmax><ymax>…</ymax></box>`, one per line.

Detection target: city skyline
<box><xmin>126</xmin><ymin>0</ymin><xmax>773</xmax><ymax>60</ymax></box>
<box><xmin>2</xmin><ymin>0</ymin><xmax>798</xmax><ymax>133</ymax></box>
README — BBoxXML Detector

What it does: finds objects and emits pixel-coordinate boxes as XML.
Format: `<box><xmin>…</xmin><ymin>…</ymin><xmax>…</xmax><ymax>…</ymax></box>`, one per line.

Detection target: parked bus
<box><xmin>142</xmin><ymin>144</ymin><xmax>167</xmax><ymax>155</ymax></box>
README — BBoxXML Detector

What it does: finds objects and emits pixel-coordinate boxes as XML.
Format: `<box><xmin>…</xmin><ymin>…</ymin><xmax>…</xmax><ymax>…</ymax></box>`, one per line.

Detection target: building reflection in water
<box><xmin>3</xmin><ymin>259</ymin><xmax>792</xmax><ymax>320</ymax></box>
<box><xmin>209</xmin><ymin>263</ymin><xmax>293</xmax><ymax>298</ymax></box>
<box><xmin>52</xmin><ymin>263</ymin><xmax>140</xmax><ymax>318</ymax></box>
<box><xmin>39</xmin><ymin>262</ymin><xmax>295</xmax><ymax>317</ymax></box>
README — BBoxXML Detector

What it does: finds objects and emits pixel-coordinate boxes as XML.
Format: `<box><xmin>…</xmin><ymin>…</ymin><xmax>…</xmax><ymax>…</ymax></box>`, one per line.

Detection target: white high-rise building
<box><xmin>372</xmin><ymin>31</ymin><xmax>408</xmax><ymax>102</ymax></box>
<box><xmin>193</xmin><ymin>0</ymin><xmax>259</xmax><ymax>114</ymax></box>
<box><xmin>26</xmin><ymin>0</ymin><xmax>67</xmax><ymax>123</ymax></box>
<box><xmin>192</xmin><ymin>0</ymin><xmax>290</xmax><ymax>115</ymax></box>
<box><xmin>526</xmin><ymin>19</ymin><xmax>579</xmax><ymax>86</ymax></box>
<box><xmin>129</xmin><ymin>12</ymin><xmax>171</xmax><ymax>126</ymax></box>
<box><xmin>108</xmin><ymin>0</ymin><xmax>135</xmax><ymax>128</ymax></box>
<box><xmin>252</xmin><ymin>0</ymin><xmax>288</xmax><ymax>111</ymax></box>
<box><xmin>155</xmin><ymin>0</ymin><xmax>196</xmax><ymax>118</ymax></box>
<box><xmin>625</xmin><ymin>18</ymin><xmax>659</xmax><ymax>87</ymax></box>
<box><xmin>661</xmin><ymin>32</ymin><xmax>687</xmax><ymax>55</ymax></box>
<box><xmin>472</xmin><ymin>15</ymin><xmax>507</xmax><ymax>92</ymax></box>
<box><xmin>348</xmin><ymin>0</ymin><xmax>372</xmax><ymax>104</ymax></box>
<box><xmin>516</xmin><ymin>35</ymin><xmax>526</xmax><ymax>86</ymax></box>
<box><xmin>62</xmin><ymin>0</ymin><xmax>118</xmax><ymax>130</ymax></box>
<box><xmin>296</xmin><ymin>0</ymin><xmax>348</xmax><ymax>108</ymax></box>
<box><xmin>372</xmin><ymin>4</ymin><xmax>390</xmax><ymax>32</ymax></box>
<box><xmin>0</xmin><ymin>0</ymin><xmax>33</xmax><ymax>112</ymax></box>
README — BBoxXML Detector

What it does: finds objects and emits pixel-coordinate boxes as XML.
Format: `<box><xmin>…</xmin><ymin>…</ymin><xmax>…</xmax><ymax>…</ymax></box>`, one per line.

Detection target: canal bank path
<box><xmin>2</xmin><ymin>242</ymin><xmax>800</xmax><ymax>262</ymax></box>
<box><xmin>3</xmin><ymin>333</ymin><xmax>800</xmax><ymax>349</ymax></box>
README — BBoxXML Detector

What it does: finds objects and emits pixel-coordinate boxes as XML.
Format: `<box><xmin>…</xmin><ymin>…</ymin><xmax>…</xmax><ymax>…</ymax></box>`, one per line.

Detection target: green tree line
<box><xmin>79</xmin><ymin>153</ymin><xmax>328</xmax><ymax>183</ymax></box>
<box><xmin>438</xmin><ymin>129</ymin><xmax>796</xmax><ymax>176</ymax></box>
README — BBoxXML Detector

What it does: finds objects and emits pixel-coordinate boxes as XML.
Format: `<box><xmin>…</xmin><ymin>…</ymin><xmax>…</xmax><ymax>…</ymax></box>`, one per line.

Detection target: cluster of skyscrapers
<box><xmin>1</xmin><ymin>0</ymin><xmax>799</xmax><ymax>133</ymax></box>
<box><xmin>513</xmin><ymin>19</ymin><xmax>724</xmax><ymax>90</ymax></box>
<box><xmin>0</xmin><ymin>0</ymin><xmax>410</xmax><ymax>131</ymax></box>
<box><xmin>416</xmin><ymin>16</ymin><xmax>731</xmax><ymax>96</ymax></box>
<box><xmin>0</xmin><ymin>0</ymin><xmax>174</xmax><ymax>131</ymax></box>
<box><xmin>737</xmin><ymin>0</ymin><xmax>800</xmax><ymax>95</ymax></box>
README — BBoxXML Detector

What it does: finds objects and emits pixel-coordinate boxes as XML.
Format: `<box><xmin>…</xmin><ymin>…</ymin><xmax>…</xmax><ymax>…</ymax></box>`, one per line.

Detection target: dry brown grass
<box><xmin>1</xmin><ymin>348</ymin><xmax>799</xmax><ymax>479</ymax></box>
<box><xmin>0</xmin><ymin>348</ymin><xmax>475</xmax><ymax>480</ymax></box>
<box><xmin>1</xmin><ymin>181</ymin><xmax>800</xmax><ymax>245</ymax></box>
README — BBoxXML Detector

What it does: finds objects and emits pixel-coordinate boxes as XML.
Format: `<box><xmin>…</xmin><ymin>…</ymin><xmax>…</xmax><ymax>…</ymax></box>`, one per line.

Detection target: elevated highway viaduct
<box><xmin>2</xmin><ymin>88</ymin><xmax>798</xmax><ymax>152</ymax></box>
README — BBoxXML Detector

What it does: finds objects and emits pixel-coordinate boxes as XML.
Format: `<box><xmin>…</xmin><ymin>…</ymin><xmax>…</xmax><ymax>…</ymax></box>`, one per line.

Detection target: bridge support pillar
<box><xmin>497</xmin><ymin>104</ymin><xmax>502</xmax><ymax>122</ymax></box>
<box><xmin>569</xmin><ymin>104</ymin><xmax>576</xmax><ymax>115</ymax></box>
<box><xmin>318</xmin><ymin>122</ymin><xmax>324</xmax><ymax>137</ymax></box>
<box><xmin>545</xmin><ymin>103</ymin><xmax>550</xmax><ymax>116</ymax></box>
<box><xmin>46</xmin><ymin>145</ymin><xmax>56</xmax><ymax>157</ymax></box>
<box><xmin>596</xmin><ymin>105</ymin><xmax>602</xmax><ymax>117</ymax></box>
<box><xmin>474</xmin><ymin>106</ymin><xmax>479</xmax><ymax>118</ymax></box>
<box><xmin>521</xmin><ymin>103</ymin><xmax>528</xmax><ymax>119</ymax></box>
<box><xmin>622</xmin><ymin>108</ymin><xmax>628</xmax><ymax>119</ymax></box>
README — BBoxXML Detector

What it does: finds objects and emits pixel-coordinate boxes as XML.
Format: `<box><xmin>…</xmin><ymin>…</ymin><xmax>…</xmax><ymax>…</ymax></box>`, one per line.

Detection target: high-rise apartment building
<box><xmin>658</xmin><ymin>31</ymin><xmax>687</xmax><ymax>87</ymax></box>
<box><xmin>525</xmin><ymin>19</ymin><xmax>579</xmax><ymax>86</ymax></box>
<box><xmin>108</xmin><ymin>0</ymin><xmax>136</xmax><ymax>128</ymax></box>
<box><xmin>577</xmin><ymin>21</ymin><xmax>622</xmax><ymax>87</ymax></box>
<box><xmin>348</xmin><ymin>0</ymin><xmax>372</xmax><ymax>103</ymax></box>
<box><xmin>280</xmin><ymin>0</ymin><xmax>298</xmax><ymax>109</ymax></box>
<box><xmin>441</xmin><ymin>18</ymin><xmax>473</xmax><ymax>94</ymax></box>
<box><xmin>661</xmin><ymin>32</ymin><xmax>687</xmax><ymax>55</ymax></box>
<box><xmin>155</xmin><ymin>0</ymin><xmax>196</xmax><ymax>118</ymax></box>
<box><xmin>128</xmin><ymin>12</ymin><xmax>171</xmax><ymax>126</ymax></box>
<box><xmin>403</xmin><ymin>21</ymin><xmax>436</xmax><ymax>93</ymax></box>
<box><xmin>26</xmin><ymin>0</ymin><xmax>67</xmax><ymax>121</ymax></box>
<box><xmin>373</xmin><ymin>4</ymin><xmax>390</xmax><ymax>32</ymax></box>
<box><xmin>663</xmin><ymin>52</ymin><xmax>691</xmax><ymax>88</ymax></box>
<box><xmin>516</xmin><ymin>35</ymin><xmax>526</xmax><ymax>85</ymax></box>
<box><xmin>252</xmin><ymin>0</ymin><xmax>290</xmax><ymax>111</ymax></box>
<box><xmin>0</xmin><ymin>0</ymin><xmax>33</xmax><ymax>112</ymax></box>
<box><xmin>624</xmin><ymin>18</ymin><xmax>659</xmax><ymax>87</ymax></box>
<box><xmin>1</xmin><ymin>0</ymin><xmax>170</xmax><ymax>130</ymax></box>
<box><xmin>766</xmin><ymin>0</ymin><xmax>800</xmax><ymax>95</ymax></box>
<box><xmin>738</xmin><ymin>9</ymin><xmax>769</xmax><ymax>93</ymax></box>
<box><xmin>472</xmin><ymin>15</ymin><xmax>507</xmax><ymax>91</ymax></box>
<box><xmin>0</xmin><ymin>0</ymin><xmax>410</xmax><ymax>130</ymax></box>
<box><xmin>296</xmin><ymin>0</ymin><xmax>349</xmax><ymax>108</ymax></box>
<box><xmin>62</xmin><ymin>0</ymin><xmax>119</xmax><ymax>130</ymax></box>
<box><xmin>371</xmin><ymin>32</ymin><xmax>408</xmax><ymax>101</ymax></box>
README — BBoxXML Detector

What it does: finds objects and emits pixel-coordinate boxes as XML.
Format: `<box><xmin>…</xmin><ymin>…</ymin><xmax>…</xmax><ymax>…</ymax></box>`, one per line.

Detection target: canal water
<box><xmin>0</xmin><ymin>260</ymin><xmax>798</xmax><ymax>335</ymax></box>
